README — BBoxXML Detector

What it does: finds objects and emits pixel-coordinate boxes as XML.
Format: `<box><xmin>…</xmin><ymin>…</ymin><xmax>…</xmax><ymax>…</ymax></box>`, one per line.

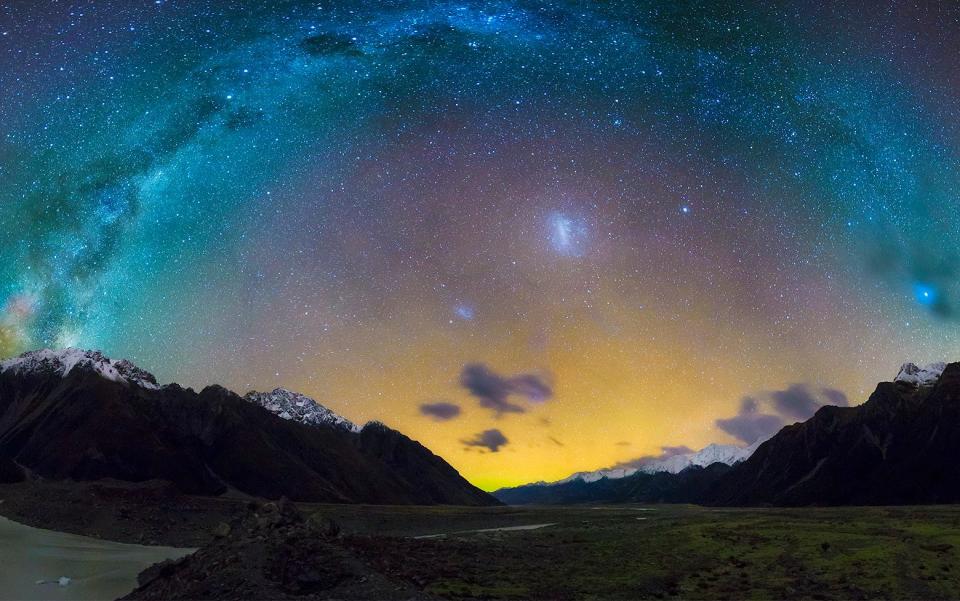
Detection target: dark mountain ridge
<box><xmin>494</xmin><ymin>463</ymin><xmax>732</xmax><ymax>505</ymax></box>
<box><xmin>0</xmin><ymin>349</ymin><xmax>497</xmax><ymax>506</ymax></box>
<box><xmin>704</xmin><ymin>362</ymin><xmax>960</xmax><ymax>506</ymax></box>
<box><xmin>497</xmin><ymin>361</ymin><xmax>960</xmax><ymax>507</ymax></box>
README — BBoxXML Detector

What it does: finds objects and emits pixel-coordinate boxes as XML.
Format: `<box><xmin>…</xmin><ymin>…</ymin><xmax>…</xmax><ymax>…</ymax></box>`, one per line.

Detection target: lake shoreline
<box><xmin>0</xmin><ymin>514</ymin><xmax>192</xmax><ymax>601</ymax></box>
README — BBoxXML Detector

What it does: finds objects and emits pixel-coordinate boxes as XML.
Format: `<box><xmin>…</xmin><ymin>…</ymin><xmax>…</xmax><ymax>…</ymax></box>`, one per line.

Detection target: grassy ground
<box><xmin>4</xmin><ymin>483</ymin><xmax>960</xmax><ymax>599</ymax></box>
<box><xmin>311</xmin><ymin>504</ymin><xmax>960</xmax><ymax>600</ymax></box>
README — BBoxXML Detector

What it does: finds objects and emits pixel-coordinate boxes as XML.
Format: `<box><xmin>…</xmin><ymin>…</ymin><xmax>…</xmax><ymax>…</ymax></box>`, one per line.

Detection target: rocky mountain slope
<box><xmin>244</xmin><ymin>388</ymin><xmax>360</xmax><ymax>432</ymax></box>
<box><xmin>705</xmin><ymin>362</ymin><xmax>960</xmax><ymax>506</ymax></box>
<box><xmin>0</xmin><ymin>349</ymin><xmax>497</xmax><ymax>506</ymax></box>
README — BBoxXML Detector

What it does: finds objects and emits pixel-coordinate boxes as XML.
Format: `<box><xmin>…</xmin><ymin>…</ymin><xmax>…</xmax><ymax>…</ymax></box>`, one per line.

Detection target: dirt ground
<box><xmin>4</xmin><ymin>482</ymin><xmax>960</xmax><ymax>600</ymax></box>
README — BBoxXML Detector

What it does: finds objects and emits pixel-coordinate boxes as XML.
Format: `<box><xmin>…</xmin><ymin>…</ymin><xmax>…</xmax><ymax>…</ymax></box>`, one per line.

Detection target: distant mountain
<box><xmin>706</xmin><ymin>361</ymin><xmax>960</xmax><ymax>506</ymax></box>
<box><xmin>493</xmin><ymin>439</ymin><xmax>756</xmax><ymax>505</ymax></box>
<box><xmin>555</xmin><ymin>441</ymin><xmax>762</xmax><ymax>485</ymax></box>
<box><xmin>0</xmin><ymin>348</ymin><xmax>497</xmax><ymax>506</ymax></box>
<box><xmin>494</xmin><ymin>463</ymin><xmax>733</xmax><ymax>505</ymax></box>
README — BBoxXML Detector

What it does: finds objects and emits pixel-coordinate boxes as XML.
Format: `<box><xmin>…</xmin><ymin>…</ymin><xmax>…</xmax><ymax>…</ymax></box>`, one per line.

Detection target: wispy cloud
<box><xmin>460</xmin><ymin>363</ymin><xmax>552</xmax><ymax>416</ymax></box>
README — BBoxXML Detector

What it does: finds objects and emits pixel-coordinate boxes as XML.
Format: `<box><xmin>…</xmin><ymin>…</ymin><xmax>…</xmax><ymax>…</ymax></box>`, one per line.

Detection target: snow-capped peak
<box><xmin>650</xmin><ymin>441</ymin><xmax>760</xmax><ymax>473</ymax></box>
<box><xmin>895</xmin><ymin>362</ymin><xmax>946</xmax><ymax>387</ymax></box>
<box><xmin>555</xmin><ymin>467</ymin><xmax>637</xmax><ymax>485</ymax></box>
<box><xmin>243</xmin><ymin>387</ymin><xmax>359</xmax><ymax>432</ymax></box>
<box><xmin>0</xmin><ymin>348</ymin><xmax>160</xmax><ymax>389</ymax></box>
<box><xmin>553</xmin><ymin>440</ymin><xmax>765</xmax><ymax>485</ymax></box>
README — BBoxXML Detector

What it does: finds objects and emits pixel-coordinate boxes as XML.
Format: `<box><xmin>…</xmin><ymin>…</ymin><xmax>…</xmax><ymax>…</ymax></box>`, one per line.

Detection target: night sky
<box><xmin>3</xmin><ymin>1</ymin><xmax>960</xmax><ymax>490</ymax></box>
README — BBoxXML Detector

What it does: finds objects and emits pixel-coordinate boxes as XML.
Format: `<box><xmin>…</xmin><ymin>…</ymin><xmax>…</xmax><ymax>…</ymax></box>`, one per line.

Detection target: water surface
<box><xmin>0</xmin><ymin>515</ymin><xmax>193</xmax><ymax>601</ymax></box>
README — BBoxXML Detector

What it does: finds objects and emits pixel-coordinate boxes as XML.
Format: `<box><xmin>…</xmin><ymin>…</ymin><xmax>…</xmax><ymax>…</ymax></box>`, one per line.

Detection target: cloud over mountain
<box><xmin>610</xmin><ymin>445</ymin><xmax>695</xmax><ymax>470</ymax></box>
<box><xmin>715</xmin><ymin>398</ymin><xmax>784</xmax><ymax>445</ymax></box>
<box><xmin>716</xmin><ymin>385</ymin><xmax>848</xmax><ymax>444</ymax></box>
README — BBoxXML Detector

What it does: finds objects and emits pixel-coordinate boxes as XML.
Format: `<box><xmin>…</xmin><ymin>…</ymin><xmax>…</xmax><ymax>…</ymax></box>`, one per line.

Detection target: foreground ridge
<box><xmin>498</xmin><ymin>360</ymin><xmax>957</xmax><ymax>506</ymax></box>
<box><xmin>0</xmin><ymin>348</ymin><xmax>498</xmax><ymax>506</ymax></box>
<box><xmin>0</xmin><ymin>348</ymin><xmax>160</xmax><ymax>389</ymax></box>
<box><xmin>244</xmin><ymin>388</ymin><xmax>360</xmax><ymax>433</ymax></box>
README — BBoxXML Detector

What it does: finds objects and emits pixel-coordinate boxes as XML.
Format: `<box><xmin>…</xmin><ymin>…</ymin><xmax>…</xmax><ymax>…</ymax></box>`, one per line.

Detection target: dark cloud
<box><xmin>615</xmin><ymin>441</ymin><xmax>631</xmax><ymax>447</ymax></box>
<box><xmin>821</xmin><ymin>388</ymin><xmax>849</xmax><ymax>407</ymax></box>
<box><xmin>659</xmin><ymin>445</ymin><xmax>695</xmax><ymax>457</ymax></box>
<box><xmin>419</xmin><ymin>401</ymin><xmax>461</xmax><ymax>421</ymax></box>
<box><xmin>716</xmin><ymin>384</ymin><xmax>850</xmax><ymax>445</ymax></box>
<box><xmin>547</xmin><ymin>436</ymin><xmax>564</xmax><ymax>447</ymax></box>
<box><xmin>460</xmin><ymin>364</ymin><xmax>524</xmax><ymax>415</ymax></box>
<box><xmin>461</xmin><ymin>429</ymin><xmax>509</xmax><ymax>453</ymax></box>
<box><xmin>716</xmin><ymin>397</ymin><xmax>785</xmax><ymax>445</ymax></box>
<box><xmin>770</xmin><ymin>384</ymin><xmax>821</xmax><ymax>421</ymax></box>
<box><xmin>508</xmin><ymin>374</ymin><xmax>552</xmax><ymax>402</ymax></box>
<box><xmin>460</xmin><ymin>363</ymin><xmax>552</xmax><ymax>416</ymax></box>
<box><xmin>610</xmin><ymin>445</ymin><xmax>694</xmax><ymax>470</ymax></box>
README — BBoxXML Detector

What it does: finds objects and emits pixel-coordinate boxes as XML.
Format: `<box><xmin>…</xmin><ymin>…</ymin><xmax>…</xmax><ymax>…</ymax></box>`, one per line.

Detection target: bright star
<box><xmin>913</xmin><ymin>283</ymin><xmax>938</xmax><ymax>307</ymax></box>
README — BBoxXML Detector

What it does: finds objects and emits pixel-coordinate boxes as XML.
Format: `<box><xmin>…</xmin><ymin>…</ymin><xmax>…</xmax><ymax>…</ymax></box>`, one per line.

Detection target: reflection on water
<box><xmin>0</xmin><ymin>515</ymin><xmax>193</xmax><ymax>601</ymax></box>
<box><xmin>415</xmin><ymin>522</ymin><xmax>557</xmax><ymax>539</ymax></box>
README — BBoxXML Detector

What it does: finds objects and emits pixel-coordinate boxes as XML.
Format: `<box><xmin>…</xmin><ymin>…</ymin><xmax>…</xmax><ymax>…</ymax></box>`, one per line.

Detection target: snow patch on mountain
<box><xmin>556</xmin><ymin>467</ymin><xmax>637</xmax><ymax>485</ymax></box>
<box><xmin>244</xmin><ymin>388</ymin><xmax>359</xmax><ymax>432</ymax></box>
<box><xmin>895</xmin><ymin>362</ymin><xmax>946</xmax><ymax>387</ymax></box>
<box><xmin>555</xmin><ymin>439</ymin><xmax>765</xmax><ymax>485</ymax></box>
<box><xmin>0</xmin><ymin>348</ymin><xmax>160</xmax><ymax>389</ymax></box>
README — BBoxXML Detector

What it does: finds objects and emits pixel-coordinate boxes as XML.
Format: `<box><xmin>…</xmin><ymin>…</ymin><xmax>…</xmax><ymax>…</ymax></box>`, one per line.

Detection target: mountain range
<box><xmin>494</xmin><ymin>463</ymin><xmax>734</xmax><ymax>505</ymax></box>
<box><xmin>552</xmin><ymin>440</ymin><xmax>764</xmax><ymax>485</ymax></box>
<box><xmin>4</xmin><ymin>348</ymin><xmax>958</xmax><ymax>508</ymax></box>
<box><xmin>0</xmin><ymin>349</ymin><xmax>497</xmax><ymax>506</ymax></box>
<box><xmin>496</xmin><ymin>361</ymin><xmax>960</xmax><ymax>506</ymax></box>
<box><xmin>707</xmin><ymin>361</ymin><xmax>960</xmax><ymax>505</ymax></box>
<box><xmin>494</xmin><ymin>438</ymin><xmax>763</xmax><ymax>504</ymax></box>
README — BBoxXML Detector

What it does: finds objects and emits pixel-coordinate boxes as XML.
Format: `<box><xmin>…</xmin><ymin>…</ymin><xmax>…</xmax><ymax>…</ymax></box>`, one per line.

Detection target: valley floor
<box><xmin>3</xmin><ymin>481</ymin><xmax>960</xmax><ymax>600</ymax></box>
<box><xmin>319</xmin><ymin>503</ymin><xmax>960</xmax><ymax>600</ymax></box>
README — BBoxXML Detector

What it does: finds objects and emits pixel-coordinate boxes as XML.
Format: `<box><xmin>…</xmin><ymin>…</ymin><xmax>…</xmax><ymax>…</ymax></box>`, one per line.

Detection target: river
<box><xmin>0</xmin><ymin>515</ymin><xmax>193</xmax><ymax>600</ymax></box>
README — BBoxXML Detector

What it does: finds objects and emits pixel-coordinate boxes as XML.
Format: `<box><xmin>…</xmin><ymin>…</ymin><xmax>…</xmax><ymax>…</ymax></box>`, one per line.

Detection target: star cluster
<box><xmin>2</xmin><ymin>1</ymin><xmax>960</xmax><ymax>488</ymax></box>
